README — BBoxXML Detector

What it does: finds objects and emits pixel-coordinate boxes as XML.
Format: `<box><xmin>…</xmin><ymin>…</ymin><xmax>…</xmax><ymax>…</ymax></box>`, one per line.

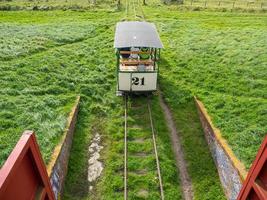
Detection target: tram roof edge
<box><xmin>114</xmin><ymin>21</ymin><xmax>163</xmax><ymax>49</ymax></box>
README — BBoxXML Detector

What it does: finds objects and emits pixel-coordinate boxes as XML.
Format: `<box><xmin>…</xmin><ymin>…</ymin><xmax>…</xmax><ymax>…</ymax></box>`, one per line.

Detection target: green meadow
<box><xmin>0</xmin><ymin>1</ymin><xmax>266</xmax><ymax>199</ymax></box>
<box><xmin>0</xmin><ymin>10</ymin><xmax>121</xmax><ymax>166</ymax></box>
<box><xmin>149</xmin><ymin>7</ymin><xmax>267</xmax><ymax>169</ymax></box>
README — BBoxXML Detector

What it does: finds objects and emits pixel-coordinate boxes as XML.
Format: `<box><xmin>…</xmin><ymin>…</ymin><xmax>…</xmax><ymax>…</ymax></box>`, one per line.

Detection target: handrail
<box><xmin>0</xmin><ymin>131</ymin><xmax>55</xmax><ymax>200</ymax></box>
<box><xmin>120</xmin><ymin>59</ymin><xmax>154</xmax><ymax>65</ymax></box>
<box><xmin>237</xmin><ymin>135</ymin><xmax>267</xmax><ymax>200</ymax></box>
<box><xmin>120</xmin><ymin>50</ymin><xmax>154</xmax><ymax>54</ymax></box>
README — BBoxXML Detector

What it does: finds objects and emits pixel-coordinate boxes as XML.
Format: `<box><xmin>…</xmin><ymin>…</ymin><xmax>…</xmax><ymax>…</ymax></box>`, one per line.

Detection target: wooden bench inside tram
<box><xmin>119</xmin><ymin>50</ymin><xmax>156</xmax><ymax>71</ymax></box>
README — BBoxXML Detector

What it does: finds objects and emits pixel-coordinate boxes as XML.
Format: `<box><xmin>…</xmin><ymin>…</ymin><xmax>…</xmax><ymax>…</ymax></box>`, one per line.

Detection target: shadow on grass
<box><xmin>62</xmin><ymin>102</ymin><xmax>91</xmax><ymax>200</ymax></box>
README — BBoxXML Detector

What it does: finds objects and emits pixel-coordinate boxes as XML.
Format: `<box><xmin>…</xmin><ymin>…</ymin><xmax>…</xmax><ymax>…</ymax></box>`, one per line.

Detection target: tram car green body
<box><xmin>114</xmin><ymin>21</ymin><xmax>163</xmax><ymax>93</ymax></box>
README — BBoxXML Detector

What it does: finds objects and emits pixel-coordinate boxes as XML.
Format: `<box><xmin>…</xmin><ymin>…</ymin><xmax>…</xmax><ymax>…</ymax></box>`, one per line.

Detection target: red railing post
<box><xmin>237</xmin><ymin>135</ymin><xmax>267</xmax><ymax>200</ymax></box>
<box><xmin>0</xmin><ymin>131</ymin><xmax>55</xmax><ymax>200</ymax></box>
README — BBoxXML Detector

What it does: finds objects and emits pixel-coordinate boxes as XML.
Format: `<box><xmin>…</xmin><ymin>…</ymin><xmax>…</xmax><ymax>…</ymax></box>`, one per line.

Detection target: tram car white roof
<box><xmin>114</xmin><ymin>21</ymin><xmax>163</xmax><ymax>49</ymax></box>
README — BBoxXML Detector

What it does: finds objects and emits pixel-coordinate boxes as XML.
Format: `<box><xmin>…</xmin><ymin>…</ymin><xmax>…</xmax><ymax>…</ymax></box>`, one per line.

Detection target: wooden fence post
<box><xmin>232</xmin><ymin>1</ymin><xmax>235</xmax><ymax>8</ymax></box>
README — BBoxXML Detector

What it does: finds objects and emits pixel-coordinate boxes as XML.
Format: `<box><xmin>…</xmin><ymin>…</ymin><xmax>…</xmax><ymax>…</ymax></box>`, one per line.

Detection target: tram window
<box><xmin>120</xmin><ymin>47</ymin><xmax>130</xmax><ymax>58</ymax></box>
<box><xmin>140</xmin><ymin>47</ymin><xmax>150</xmax><ymax>60</ymax></box>
<box><xmin>130</xmin><ymin>47</ymin><xmax>140</xmax><ymax>59</ymax></box>
<box><xmin>138</xmin><ymin>64</ymin><xmax>145</xmax><ymax>71</ymax></box>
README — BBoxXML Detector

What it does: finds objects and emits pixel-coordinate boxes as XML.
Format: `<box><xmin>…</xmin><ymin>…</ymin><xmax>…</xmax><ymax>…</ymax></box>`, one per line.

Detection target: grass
<box><xmin>0</xmin><ymin>0</ymin><xmax>117</xmax><ymax>10</ymax></box>
<box><xmin>144</xmin><ymin>6</ymin><xmax>267</xmax><ymax>169</ymax></box>
<box><xmin>150</xmin><ymin>96</ymin><xmax>183</xmax><ymax>200</ymax></box>
<box><xmin>181</xmin><ymin>0</ymin><xmax>267</xmax><ymax>11</ymax></box>
<box><xmin>0</xmin><ymin>10</ymin><xmax>121</xmax><ymax>166</ymax></box>
<box><xmin>1</xmin><ymin>2</ymin><xmax>266</xmax><ymax>200</ymax></box>
<box><xmin>0</xmin><ymin>94</ymin><xmax>76</xmax><ymax>165</ymax></box>
<box><xmin>62</xmin><ymin>99</ymin><xmax>123</xmax><ymax>200</ymax></box>
<box><xmin>126</xmin><ymin>98</ymin><xmax>162</xmax><ymax>200</ymax></box>
<box><xmin>126</xmin><ymin>97</ymin><xmax>182</xmax><ymax>199</ymax></box>
<box><xmin>161</xmin><ymin>97</ymin><xmax>226</xmax><ymax>199</ymax></box>
<box><xmin>64</xmin><ymin>96</ymin><xmax>183</xmax><ymax>200</ymax></box>
<box><xmin>0</xmin><ymin>22</ymin><xmax>95</xmax><ymax>60</ymax></box>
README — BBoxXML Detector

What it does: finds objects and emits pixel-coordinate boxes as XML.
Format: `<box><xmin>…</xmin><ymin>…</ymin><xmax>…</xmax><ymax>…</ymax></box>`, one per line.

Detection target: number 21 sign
<box><xmin>132</xmin><ymin>77</ymin><xmax>145</xmax><ymax>86</ymax></box>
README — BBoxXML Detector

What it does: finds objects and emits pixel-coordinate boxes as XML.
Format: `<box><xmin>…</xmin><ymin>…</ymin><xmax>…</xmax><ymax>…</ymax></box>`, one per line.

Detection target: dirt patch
<box><xmin>88</xmin><ymin>133</ymin><xmax>104</xmax><ymax>192</ymax></box>
<box><xmin>131</xmin><ymin>138</ymin><xmax>145</xmax><ymax>143</ymax></box>
<box><xmin>137</xmin><ymin>189</ymin><xmax>149</xmax><ymax>198</ymax></box>
<box><xmin>131</xmin><ymin>125</ymin><xmax>143</xmax><ymax>129</ymax></box>
<box><xmin>131</xmin><ymin>152</ymin><xmax>150</xmax><ymax>157</ymax></box>
<box><xmin>159</xmin><ymin>92</ymin><xmax>194</xmax><ymax>200</ymax></box>
<box><xmin>133</xmin><ymin>169</ymin><xmax>148</xmax><ymax>175</ymax></box>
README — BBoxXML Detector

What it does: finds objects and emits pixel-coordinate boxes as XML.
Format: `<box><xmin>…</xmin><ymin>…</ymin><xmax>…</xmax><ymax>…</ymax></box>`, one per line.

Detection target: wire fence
<box><xmin>183</xmin><ymin>0</ymin><xmax>267</xmax><ymax>9</ymax></box>
<box><xmin>0</xmin><ymin>0</ymin><xmax>266</xmax><ymax>10</ymax></box>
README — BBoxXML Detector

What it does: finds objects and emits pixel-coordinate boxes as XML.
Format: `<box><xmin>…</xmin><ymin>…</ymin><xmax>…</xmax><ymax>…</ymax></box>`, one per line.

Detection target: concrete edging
<box><xmin>46</xmin><ymin>96</ymin><xmax>80</xmax><ymax>199</ymax></box>
<box><xmin>194</xmin><ymin>97</ymin><xmax>247</xmax><ymax>200</ymax></box>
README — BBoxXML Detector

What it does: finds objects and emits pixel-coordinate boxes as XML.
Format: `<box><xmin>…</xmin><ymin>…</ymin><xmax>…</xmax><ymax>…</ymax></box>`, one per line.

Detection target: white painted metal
<box><xmin>131</xmin><ymin>72</ymin><xmax>157</xmax><ymax>91</ymax></box>
<box><xmin>118</xmin><ymin>72</ymin><xmax>157</xmax><ymax>91</ymax></box>
<box><xmin>114</xmin><ymin>21</ymin><xmax>163</xmax><ymax>49</ymax></box>
<box><xmin>119</xmin><ymin>73</ymin><xmax>131</xmax><ymax>91</ymax></box>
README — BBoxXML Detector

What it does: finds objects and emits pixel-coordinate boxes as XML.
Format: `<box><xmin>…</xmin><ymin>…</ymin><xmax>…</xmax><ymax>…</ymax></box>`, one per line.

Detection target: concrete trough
<box><xmin>46</xmin><ymin>96</ymin><xmax>80</xmax><ymax>199</ymax></box>
<box><xmin>194</xmin><ymin>97</ymin><xmax>247</xmax><ymax>200</ymax></box>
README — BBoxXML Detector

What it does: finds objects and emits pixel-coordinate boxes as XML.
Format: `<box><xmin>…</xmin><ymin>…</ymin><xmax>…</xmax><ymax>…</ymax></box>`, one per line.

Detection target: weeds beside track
<box><xmin>124</xmin><ymin>95</ymin><xmax>164</xmax><ymax>199</ymax></box>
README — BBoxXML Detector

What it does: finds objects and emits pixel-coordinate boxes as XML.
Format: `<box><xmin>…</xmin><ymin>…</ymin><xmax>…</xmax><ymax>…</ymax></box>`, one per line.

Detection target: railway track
<box><xmin>136</xmin><ymin>0</ymin><xmax>145</xmax><ymax>20</ymax></box>
<box><xmin>124</xmin><ymin>95</ymin><xmax>165</xmax><ymax>200</ymax></box>
<box><xmin>123</xmin><ymin>1</ymin><xmax>162</xmax><ymax>198</ymax></box>
<box><xmin>124</xmin><ymin>0</ymin><xmax>145</xmax><ymax>20</ymax></box>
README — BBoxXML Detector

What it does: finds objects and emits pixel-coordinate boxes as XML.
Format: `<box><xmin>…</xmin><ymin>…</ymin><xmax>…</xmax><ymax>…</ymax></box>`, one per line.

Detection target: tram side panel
<box><xmin>118</xmin><ymin>72</ymin><xmax>157</xmax><ymax>92</ymax></box>
<box><xmin>118</xmin><ymin>73</ymin><xmax>131</xmax><ymax>91</ymax></box>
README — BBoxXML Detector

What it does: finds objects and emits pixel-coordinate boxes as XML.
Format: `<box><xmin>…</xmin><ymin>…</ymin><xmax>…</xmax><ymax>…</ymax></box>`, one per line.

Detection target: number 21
<box><xmin>132</xmin><ymin>77</ymin><xmax>145</xmax><ymax>86</ymax></box>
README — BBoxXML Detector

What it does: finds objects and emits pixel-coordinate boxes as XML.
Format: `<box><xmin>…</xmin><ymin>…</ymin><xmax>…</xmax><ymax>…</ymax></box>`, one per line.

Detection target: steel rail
<box><xmin>125</xmin><ymin>0</ymin><xmax>129</xmax><ymax>19</ymax></box>
<box><xmin>124</xmin><ymin>95</ymin><xmax>128</xmax><ymax>200</ymax></box>
<box><xmin>123</xmin><ymin>96</ymin><xmax>164</xmax><ymax>200</ymax></box>
<box><xmin>147</xmin><ymin>97</ymin><xmax>165</xmax><ymax>200</ymax></box>
<box><xmin>124</xmin><ymin>0</ymin><xmax>145</xmax><ymax>21</ymax></box>
<box><xmin>137</xmin><ymin>0</ymin><xmax>145</xmax><ymax>20</ymax></box>
<box><xmin>131</xmin><ymin>0</ymin><xmax>137</xmax><ymax>19</ymax></box>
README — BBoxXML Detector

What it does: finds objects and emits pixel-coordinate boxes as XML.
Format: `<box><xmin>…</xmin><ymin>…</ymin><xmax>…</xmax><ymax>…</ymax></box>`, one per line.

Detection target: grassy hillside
<box><xmin>63</xmin><ymin>5</ymin><xmax>225</xmax><ymax>200</ymax></box>
<box><xmin>181</xmin><ymin>0</ymin><xmax>267</xmax><ymax>10</ymax></box>
<box><xmin>0</xmin><ymin>0</ymin><xmax>116</xmax><ymax>10</ymax></box>
<box><xmin>0</xmin><ymin>8</ymin><xmax>185</xmax><ymax>200</ymax></box>
<box><xmin>145</xmin><ymin>6</ymin><xmax>267</xmax><ymax>168</ymax></box>
<box><xmin>0</xmin><ymin>10</ymin><xmax>121</xmax><ymax>166</ymax></box>
<box><xmin>1</xmin><ymin>2</ymin><xmax>266</xmax><ymax>200</ymax></box>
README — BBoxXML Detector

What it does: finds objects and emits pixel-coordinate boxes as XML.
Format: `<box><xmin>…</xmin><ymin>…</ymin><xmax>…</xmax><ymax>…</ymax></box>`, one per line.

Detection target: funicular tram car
<box><xmin>114</xmin><ymin>21</ymin><xmax>163</xmax><ymax>93</ymax></box>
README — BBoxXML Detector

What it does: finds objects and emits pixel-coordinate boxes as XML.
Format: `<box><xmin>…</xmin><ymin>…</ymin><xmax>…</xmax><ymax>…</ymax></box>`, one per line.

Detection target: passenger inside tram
<box><xmin>119</xmin><ymin>47</ymin><xmax>153</xmax><ymax>72</ymax></box>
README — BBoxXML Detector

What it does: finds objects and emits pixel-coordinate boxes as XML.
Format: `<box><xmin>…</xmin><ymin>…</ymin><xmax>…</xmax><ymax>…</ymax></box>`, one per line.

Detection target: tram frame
<box><xmin>114</xmin><ymin>21</ymin><xmax>163</xmax><ymax>93</ymax></box>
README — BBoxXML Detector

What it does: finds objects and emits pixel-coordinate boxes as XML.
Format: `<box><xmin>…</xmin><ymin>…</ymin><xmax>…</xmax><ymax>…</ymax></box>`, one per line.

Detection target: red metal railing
<box><xmin>0</xmin><ymin>131</ymin><xmax>55</xmax><ymax>200</ymax></box>
<box><xmin>237</xmin><ymin>135</ymin><xmax>267</xmax><ymax>200</ymax></box>
<box><xmin>0</xmin><ymin>130</ymin><xmax>266</xmax><ymax>200</ymax></box>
